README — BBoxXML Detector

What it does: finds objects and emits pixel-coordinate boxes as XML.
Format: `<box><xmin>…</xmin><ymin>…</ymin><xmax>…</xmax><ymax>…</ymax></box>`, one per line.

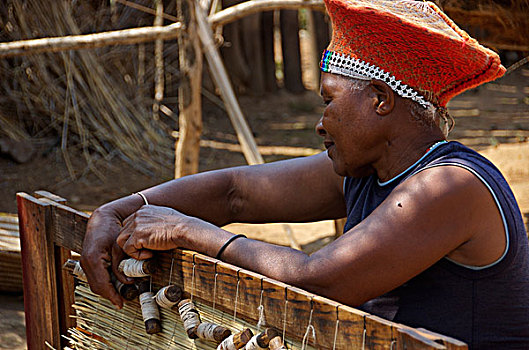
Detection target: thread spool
<box><xmin>178</xmin><ymin>298</ymin><xmax>202</xmax><ymax>339</ymax></box>
<box><xmin>217</xmin><ymin>328</ymin><xmax>253</xmax><ymax>350</ymax></box>
<box><xmin>111</xmin><ymin>274</ymin><xmax>139</xmax><ymax>301</ymax></box>
<box><xmin>136</xmin><ymin>279</ymin><xmax>161</xmax><ymax>334</ymax></box>
<box><xmin>155</xmin><ymin>284</ymin><xmax>183</xmax><ymax>309</ymax></box>
<box><xmin>196</xmin><ymin>322</ymin><xmax>232</xmax><ymax>343</ymax></box>
<box><xmin>63</xmin><ymin>259</ymin><xmax>87</xmax><ymax>281</ymax></box>
<box><xmin>244</xmin><ymin>328</ymin><xmax>280</xmax><ymax>349</ymax></box>
<box><xmin>119</xmin><ymin>258</ymin><xmax>156</xmax><ymax>277</ymax></box>
<box><xmin>268</xmin><ymin>335</ymin><xmax>287</xmax><ymax>350</ymax></box>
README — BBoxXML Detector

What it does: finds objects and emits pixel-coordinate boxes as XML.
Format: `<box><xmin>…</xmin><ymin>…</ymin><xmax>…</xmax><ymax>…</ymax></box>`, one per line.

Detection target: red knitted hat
<box><xmin>320</xmin><ymin>0</ymin><xmax>506</xmax><ymax>108</ymax></box>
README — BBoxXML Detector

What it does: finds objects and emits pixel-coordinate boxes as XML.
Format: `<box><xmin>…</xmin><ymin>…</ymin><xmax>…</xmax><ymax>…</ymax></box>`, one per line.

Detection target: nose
<box><xmin>315</xmin><ymin>116</ymin><xmax>326</xmax><ymax>137</ymax></box>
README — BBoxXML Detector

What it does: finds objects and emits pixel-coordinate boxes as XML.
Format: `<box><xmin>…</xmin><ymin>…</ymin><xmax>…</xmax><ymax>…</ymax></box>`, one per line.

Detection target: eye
<box><xmin>322</xmin><ymin>99</ymin><xmax>331</xmax><ymax>106</ymax></box>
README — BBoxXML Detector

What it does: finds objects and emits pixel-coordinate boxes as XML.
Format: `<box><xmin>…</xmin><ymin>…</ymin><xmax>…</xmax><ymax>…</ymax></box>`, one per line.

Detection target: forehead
<box><xmin>320</xmin><ymin>72</ymin><xmax>368</xmax><ymax>95</ymax></box>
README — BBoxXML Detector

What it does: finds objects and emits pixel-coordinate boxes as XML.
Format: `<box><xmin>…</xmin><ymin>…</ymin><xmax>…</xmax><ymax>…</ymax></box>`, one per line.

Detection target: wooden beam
<box><xmin>17</xmin><ymin>193</ymin><xmax>61</xmax><ymax>348</ymax></box>
<box><xmin>33</xmin><ymin>194</ymin><xmax>76</xmax><ymax>342</ymax></box>
<box><xmin>0</xmin><ymin>22</ymin><xmax>183</xmax><ymax>58</ymax></box>
<box><xmin>208</xmin><ymin>0</ymin><xmax>325</xmax><ymax>27</ymax></box>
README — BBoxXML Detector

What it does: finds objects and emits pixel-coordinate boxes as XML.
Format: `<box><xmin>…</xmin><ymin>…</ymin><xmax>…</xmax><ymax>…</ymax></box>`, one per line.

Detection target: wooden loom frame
<box><xmin>17</xmin><ymin>191</ymin><xmax>468</xmax><ymax>350</ymax></box>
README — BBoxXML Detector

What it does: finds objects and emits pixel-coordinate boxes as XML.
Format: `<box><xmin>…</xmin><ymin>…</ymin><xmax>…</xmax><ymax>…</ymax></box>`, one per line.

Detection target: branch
<box><xmin>208</xmin><ymin>0</ymin><xmax>325</xmax><ymax>27</ymax></box>
<box><xmin>0</xmin><ymin>22</ymin><xmax>182</xmax><ymax>58</ymax></box>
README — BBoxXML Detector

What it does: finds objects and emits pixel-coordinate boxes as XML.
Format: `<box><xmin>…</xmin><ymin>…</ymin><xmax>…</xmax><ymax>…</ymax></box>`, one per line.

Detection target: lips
<box><xmin>323</xmin><ymin>140</ymin><xmax>335</xmax><ymax>150</ymax></box>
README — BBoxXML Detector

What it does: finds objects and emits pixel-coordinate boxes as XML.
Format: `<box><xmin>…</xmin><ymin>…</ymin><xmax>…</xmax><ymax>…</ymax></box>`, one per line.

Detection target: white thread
<box><xmin>301</xmin><ymin>308</ymin><xmax>316</xmax><ymax>350</ymax></box>
<box><xmin>178</xmin><ymin>300</ymin><xmax>201</xmax><ymax>332</ymax></box>
<box><xmin>217</xmin><ymin>334</ymin><xmax>237</xmax><ymax>350</ymax></box>
<box><xmin>72</xmin><ymin>261</ymin><xmax>87</xmax><ymax>281</ymax></box>
<box><xmin>256</xmin><ymin>289</ymin><xmax>266</xmax><ymax>329</ymax></box>
<box><xmin>362</xmin><ymin>329</ymin><xmax>367</xmax><ymax>350</ymax></box>
<box><xmin>155</xmin><ymin>286</ymin><xmax>178</xmax><ymax>309</ymax></box>
<box><xmin>244</xmin><ymin>334</ymin><xmax>265</xmax><ymax>350</ymax></box>
<box><xmin>332</xmin><ymin>319</ymin><xmax>339</xmax><ymax>350</ymax></box>
<box><xmin>212</xmin><ymin>272</ymin><xmax>219</xmax><ymax>311</ymax></box>
<box><xmin>282</xmin><ymin>300</ymin><xmax>288</xmax><ymax>343</ymax></box>
<box><xmin>256</xmin><ymin>306</ymin><xmax>266</xmax><ymax>330</ymax></box>
<box><xmin>233</xmin><ymin>279</ymin><xmax>240</xmax><ymax>322</ymax></box>
<box><xmin>168</xmin><ymin>254</ymin><xmax>175</xmax><ymax>285</ymax></box>
<box><xmin>196</xmin><ymin>322</ymin><xmax>219</xmax><ymax>341</ymax></box>
<box><xmin>391</xmin><ymin>340</ymin><xmax>397</xmax><ymax>349</ymax></box>
<box><xmin>119</xmin><ymin>258</ymin><xmax>149</xmax><ymax>277</ymax></box>
<box><xmin>190</xmin><ymin>261</ymin><xmax>196</xmax><ymax>302</ymax></box>
<box><xmin>114</xmin><ymin>279</ymin><xmax>125</xmax><ymax>294</ymax></box>
<box><xmin>134</xmin><ymin>192</ymin><xmax>149</xmax><ymax>205</ymax></box>
<box><xmin>167</xmin><ymin>254</ymin><xmax>179</xmax><ymax>346</ymax></box>
<box><xmin>139</xmin><ymin>292</ymin><xmax>160</xmax><ymax>322</ymax></box>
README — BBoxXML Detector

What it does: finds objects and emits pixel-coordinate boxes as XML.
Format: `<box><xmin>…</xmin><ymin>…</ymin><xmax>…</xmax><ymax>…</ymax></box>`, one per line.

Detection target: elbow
<box><xmin>287</xmin><ymin>257</ymin><xmax>373</xmax><ymax>307</ymax></box>
<box><xmin>225</xmin><ymin>172</ymin><xmax>246</xmax><ymax>222</ymax></box>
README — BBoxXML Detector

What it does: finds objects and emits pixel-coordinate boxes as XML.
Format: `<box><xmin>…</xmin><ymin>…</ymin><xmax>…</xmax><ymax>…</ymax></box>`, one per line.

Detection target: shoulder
<box><xmin>390</xmin><ymin>164</ymin><xmax>506</xmax><ymax>267</ymax></box>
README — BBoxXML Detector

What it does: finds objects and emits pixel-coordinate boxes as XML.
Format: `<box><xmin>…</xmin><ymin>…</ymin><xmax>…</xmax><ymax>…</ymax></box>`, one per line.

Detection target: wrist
<box><xmin>99</xmin><ymin>194</ymin><xmax>145</xmax><ymax>222</ymax></box>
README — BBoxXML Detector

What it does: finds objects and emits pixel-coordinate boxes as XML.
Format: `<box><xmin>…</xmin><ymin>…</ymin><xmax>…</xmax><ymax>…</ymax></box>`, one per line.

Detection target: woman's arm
<box><xmin>81</xmin><ymin>152</ymin><xmax>345</xmax><ymax>307</ymax></box>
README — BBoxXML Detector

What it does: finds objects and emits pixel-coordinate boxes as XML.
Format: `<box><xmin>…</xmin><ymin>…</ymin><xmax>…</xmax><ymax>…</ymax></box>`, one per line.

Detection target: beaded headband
<box><xmin>321</xmin><ymin>50</ymin><xmax>432</xmax><ymax>108</ymax></box>
<box><xmin>320</xmin><ymin>0</ymin><xmax>506</xmax><ymax>108</ymax></box>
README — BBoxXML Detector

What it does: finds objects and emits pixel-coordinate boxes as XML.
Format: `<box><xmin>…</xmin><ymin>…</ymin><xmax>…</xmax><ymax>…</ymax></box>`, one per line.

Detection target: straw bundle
<box><xmin>0</xmin><ymin>213</ymin><xmax>22</xmax><ymax>293</ymax></box>
<box><xmin>439</xmin><ymin>0</ymin><xmax>529</xmax><ymax>50</ymax></box>
<box><xmin>65</xmin><ymin>283</ymin><xmax>310</xmax><ymax>349</ymax></box>
<box><xmin>0</xmin><ymin>0</ymin><xmax>181</xmax><ymax>175</ymax></box>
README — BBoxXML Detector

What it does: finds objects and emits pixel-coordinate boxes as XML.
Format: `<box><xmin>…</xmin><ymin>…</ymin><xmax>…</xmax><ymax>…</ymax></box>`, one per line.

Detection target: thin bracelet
<box><xmin>133</xmin><ymin>192</ymin><xmax>149</xmax><ymax>205</ymax></box>
<box><xmin>216</xmin><ymin>234</ymin><xmax>247</xmax><ymax>260</ymax></box>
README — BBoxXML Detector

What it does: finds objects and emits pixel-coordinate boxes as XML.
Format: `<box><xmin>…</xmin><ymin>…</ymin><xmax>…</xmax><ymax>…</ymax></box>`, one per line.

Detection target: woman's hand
<box><xmin>117</xmin><ymin>205</ymin><xmax>195</xmax><ymax>259</ymax></box>
<box><xmin>80</xmin><ymin>206</ymin><xmax>132</xmax><ymax>308</ymax></box>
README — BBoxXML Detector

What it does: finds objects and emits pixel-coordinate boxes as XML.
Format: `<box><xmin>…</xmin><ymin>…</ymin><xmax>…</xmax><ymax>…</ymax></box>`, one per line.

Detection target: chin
<box><xmin>331</xmin><ymin>161</ymin><xmax>348</xmax><ymax>177</ymax></box>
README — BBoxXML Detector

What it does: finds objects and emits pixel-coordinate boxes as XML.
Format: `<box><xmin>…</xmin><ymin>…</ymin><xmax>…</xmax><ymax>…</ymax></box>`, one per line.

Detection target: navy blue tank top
<box><xmin>343</xmin><ymin>141</ymin><xmax>529</xmax><ymax>349</ymax></box>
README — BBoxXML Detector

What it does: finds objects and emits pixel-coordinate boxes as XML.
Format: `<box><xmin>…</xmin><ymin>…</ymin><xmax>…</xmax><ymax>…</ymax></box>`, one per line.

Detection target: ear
<box><xmin>369</xmin><ymin>79</ymin><xmax>394</xmax><ymax>116</ymax></box>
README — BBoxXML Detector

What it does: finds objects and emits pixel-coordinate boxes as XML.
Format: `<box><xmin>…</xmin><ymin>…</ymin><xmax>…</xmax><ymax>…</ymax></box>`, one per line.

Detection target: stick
<box><xmin>175</xmin><ymin>0</ymin><xmax>204</xmax><ymax>177</ymax></box>
<box><xmin>114</xmin><ymin>0</ymin><xmax>179</xmax><ymax>22</ymax></box>
<box><xmin>208</xmin><ymin>0</ymin><xmax>325</xmax><ymax>27</ymax></box>
<box><xmin>153</xmin><ymin>0</ymin><xmax>165</xmax><ymax>121</ymax></box>
<box><xmin>195</xmin><ymin>6</ymin><xmax>264</xmax><ymax>165</ymax></box>
<box><xmin>0</xmin><ymin>22</ymin><xmax>182</xmax><ymax>58</ymax></box>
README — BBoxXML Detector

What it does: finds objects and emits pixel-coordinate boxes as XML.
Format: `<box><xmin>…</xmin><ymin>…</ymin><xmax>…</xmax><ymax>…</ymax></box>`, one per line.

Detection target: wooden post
<box><xmin>17</xmin><ymin>193</ymin><xmax>61</xmax><ymax>349</ymax></box>
<box><xmin>175</xmin><ymin>0</ymin><xmax>204</xmax><ymax>178</ymax></box>
<box><xmin>34</xmin><ymin>192</ymin><xmax>76</xmax><ymax>340</ymax></box>
<box><xmin>153</xmin><ymin>0</ymin><xmax>165</xmax><ymax>121</ymax></box>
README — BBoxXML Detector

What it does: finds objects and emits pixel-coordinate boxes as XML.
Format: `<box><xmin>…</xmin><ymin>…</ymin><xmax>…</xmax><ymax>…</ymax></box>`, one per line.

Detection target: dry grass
<box><xmin>439</xmin><ymin>0</ymin><xmax>529</xmax><ymax>51</ymax></box>
<box><xmin>0</xmin><ymin>0</ymin><xmax>181</xmax><ymax>177</ymax></box>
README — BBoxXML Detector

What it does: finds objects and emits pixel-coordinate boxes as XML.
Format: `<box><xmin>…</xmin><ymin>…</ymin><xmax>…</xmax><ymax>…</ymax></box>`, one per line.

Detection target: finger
<box><xmin>116</xmin><ymin>221</ymin><xmax>134</xmax><ymax>249</ymax></box>
<box><xmin>80</xmin><ymin>255</ymin><xmax>124</xmax><ymax>309</ymax></box>
<box><xmin>116</xmin><ymin>230</ymin><xmax>130</xmax><ymax>249</ymax></box>
<box><xmin>122</xmin><ymin>235</ymin><xmax>153</xmax><ymax>260</ymax></box>
<box><xmin>111</xmin><ymin>242</ymin><xmax>134</xmax><ymax>284</ymax></box>
<box><xmin>122</xmin><ymin>209</ymin><xmax>142</xmax><ymax>227</ymax></box>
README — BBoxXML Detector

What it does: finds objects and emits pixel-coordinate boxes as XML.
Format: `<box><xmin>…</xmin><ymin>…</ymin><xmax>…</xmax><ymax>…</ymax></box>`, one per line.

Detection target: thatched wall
<box><xmin>0</xmin><ymin>0</ymin><xmax>180</xmax><ymax>176</ymax></box>
<box><xmin>440</xmin><ymin>0</ymin><xmax>529</xmax><ymax>51</ymax></box>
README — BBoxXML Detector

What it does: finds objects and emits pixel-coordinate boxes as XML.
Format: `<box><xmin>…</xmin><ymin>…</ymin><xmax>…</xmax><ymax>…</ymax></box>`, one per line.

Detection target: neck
<box><xmin>374</xmin><ymin>133</ymin><xmax>446</xmax><ymax>183</ymax></box>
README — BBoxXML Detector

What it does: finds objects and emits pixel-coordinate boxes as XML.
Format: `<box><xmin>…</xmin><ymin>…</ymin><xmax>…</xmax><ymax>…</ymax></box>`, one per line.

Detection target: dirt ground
<box><xmin>0</xmin><ymin>67</ymin><xmax>528</xmax><ymax>349</ymax></box>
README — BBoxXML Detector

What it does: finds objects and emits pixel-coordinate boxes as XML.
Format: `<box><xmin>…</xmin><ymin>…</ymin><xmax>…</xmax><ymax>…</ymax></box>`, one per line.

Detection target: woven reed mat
<box><xmin>65</xmin><ymin>282</ymin><xmax>311</xmax><ymax>350</ymax></box>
